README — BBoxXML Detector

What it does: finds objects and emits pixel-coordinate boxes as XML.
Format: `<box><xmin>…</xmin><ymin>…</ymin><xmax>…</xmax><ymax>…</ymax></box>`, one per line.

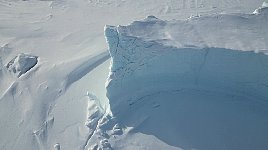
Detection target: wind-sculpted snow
<box><xmin>103</xmin><ymin>12</ymin><xmax>268</xmax><ymax>149</ymax></box>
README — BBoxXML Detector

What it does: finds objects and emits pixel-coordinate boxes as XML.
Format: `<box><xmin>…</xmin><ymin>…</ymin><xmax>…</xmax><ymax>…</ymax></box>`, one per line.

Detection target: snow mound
<box><xmin>6</xmin><ymin>53</ymin><xmax>38</xmax><ymax>77</ymax></box>
<box><xmin>103</xmin><ymin>10</ymin><xmax>268</xmax><ymax>150</ymax></box>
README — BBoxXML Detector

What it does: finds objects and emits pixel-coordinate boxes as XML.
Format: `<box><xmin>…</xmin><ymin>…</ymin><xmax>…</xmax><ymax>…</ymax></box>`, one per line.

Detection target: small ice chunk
<box><xmin>262</xmin><ymin>2</ymin><xmax>268</xmax><ymax>8</ymax></box>
<box><xmin>6</xmin><ymin>53</ymin><xmax>38</xmax><ymax>77</ymax></box>
<box><xmin>100</xmin><ymin>139</ymin><xmax>112</xmax><ymax>150</ymax></box>
<box><xmin>112</xmin><ymin>123</ymin><xmax>123</xmax><ymax>135</ymax></box>
<box><xmin>54</xmin><ymin>143</ymin><xmax>60</xmax><ymax>150</ymax></box>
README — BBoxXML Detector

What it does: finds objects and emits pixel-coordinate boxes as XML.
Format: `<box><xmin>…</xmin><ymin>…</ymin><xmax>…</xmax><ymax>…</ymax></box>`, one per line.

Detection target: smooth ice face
<box><xmin>105</xmin><ymin>15</ymin><xmax>268</xmax><ymax>116</ymax></box>
<box><xmin>103</xmin><ymin>12</ymin><xmax>268</xmax><ymax>150</ymax></box>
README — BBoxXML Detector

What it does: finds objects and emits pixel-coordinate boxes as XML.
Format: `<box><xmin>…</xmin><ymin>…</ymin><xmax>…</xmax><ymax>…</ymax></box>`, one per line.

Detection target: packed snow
<box><xmin>0</xmin><ymin>0</ymin><xmax>267</xmax><ymax>150</ymax></box>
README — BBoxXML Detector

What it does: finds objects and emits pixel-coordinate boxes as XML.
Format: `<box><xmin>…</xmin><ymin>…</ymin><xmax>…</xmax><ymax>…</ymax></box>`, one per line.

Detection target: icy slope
<box><xmin>98</xmin><ymin>6</ymin><xmax>268</xmax><ymax>150</ymax></box>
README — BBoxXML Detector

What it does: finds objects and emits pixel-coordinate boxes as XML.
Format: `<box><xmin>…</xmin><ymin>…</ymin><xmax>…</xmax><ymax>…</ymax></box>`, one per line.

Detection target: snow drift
<box><xmin>103</xmin><ymin>9</ymin><xmax>268</xmax><ymax>150</ymax></box>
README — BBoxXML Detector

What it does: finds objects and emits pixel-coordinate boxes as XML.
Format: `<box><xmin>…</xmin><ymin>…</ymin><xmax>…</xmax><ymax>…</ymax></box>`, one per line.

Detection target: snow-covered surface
<box><xmin>0</xmin><ymin>0</ymin><xmax>267</xmax><ymax>150</ymax></box>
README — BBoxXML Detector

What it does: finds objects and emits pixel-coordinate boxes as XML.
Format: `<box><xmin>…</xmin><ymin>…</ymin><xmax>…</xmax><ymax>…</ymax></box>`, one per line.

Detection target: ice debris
<box><xmin>6</xmin><ymin>53</ymin><xmax>38</xmax><ymax>77</ymax></box>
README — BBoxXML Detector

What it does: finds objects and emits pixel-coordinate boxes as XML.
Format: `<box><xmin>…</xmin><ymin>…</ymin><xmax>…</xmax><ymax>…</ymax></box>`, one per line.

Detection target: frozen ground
<box><xmin>0</xmin><ymin>0</ymin><xmax>267</xmax><ymax>150</ymax></box>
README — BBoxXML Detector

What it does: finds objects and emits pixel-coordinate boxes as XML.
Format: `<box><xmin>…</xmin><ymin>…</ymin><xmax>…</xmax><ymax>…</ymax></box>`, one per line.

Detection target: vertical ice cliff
<box><xmin>101</xmin><ymin>11</ymin><xmax>268</xmax><ymax>150</ymax></box>
<box><xmin>104</xmin><ymin>14</ymin><xmax>268</xmax><ymax>116</ymax></box>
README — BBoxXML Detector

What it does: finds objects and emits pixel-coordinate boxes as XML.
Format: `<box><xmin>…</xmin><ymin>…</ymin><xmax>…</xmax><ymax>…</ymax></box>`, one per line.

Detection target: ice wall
<box><xmin>104</xmin><ymin>15</ymin><xmax>268</xmax><ymax>116</ymax></box>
